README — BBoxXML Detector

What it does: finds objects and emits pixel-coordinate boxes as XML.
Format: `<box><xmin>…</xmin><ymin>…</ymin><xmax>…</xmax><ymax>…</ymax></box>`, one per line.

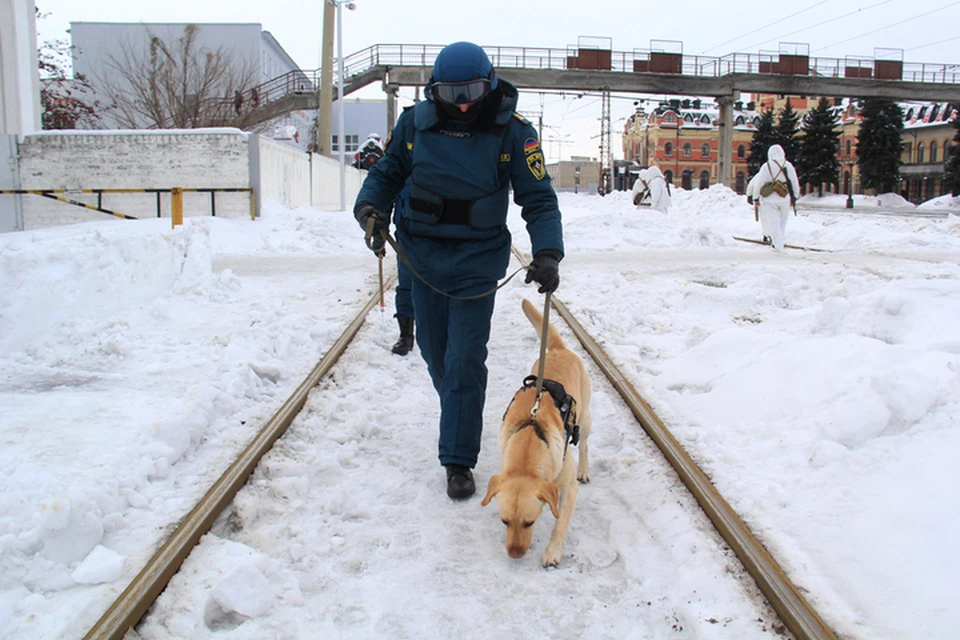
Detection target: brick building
<box><xmin>622</xmin><ymin>94</ymin><xmax>958</xmax><ymax>204</ymax></box>
<box><xmin>621</xmin><ymin>99</ymin><xmax>759</xmax><ymax>194</ymax></box>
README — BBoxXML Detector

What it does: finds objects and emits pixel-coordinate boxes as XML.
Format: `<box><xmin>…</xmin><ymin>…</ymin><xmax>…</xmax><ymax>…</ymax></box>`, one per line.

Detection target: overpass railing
<box><xmin>224</xmin><ymin>44</ymin><xmax>960</xmax><ymax>127</ymax></box>
<box><xmin>341</xmin><ymin>44</ymin><xmax>960</xmax><ymax>84</ymax></box>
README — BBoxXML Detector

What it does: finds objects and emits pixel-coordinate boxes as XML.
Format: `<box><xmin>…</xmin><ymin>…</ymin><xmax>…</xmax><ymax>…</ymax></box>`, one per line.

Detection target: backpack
<box><xmin>759</xmin><ymin>161</ymin><xmax>790</xmax><ymax>198</ymax></box>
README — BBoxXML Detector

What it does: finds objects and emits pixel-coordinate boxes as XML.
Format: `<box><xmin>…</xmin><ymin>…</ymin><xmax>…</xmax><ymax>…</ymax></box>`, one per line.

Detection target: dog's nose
<box><xmin>508</xmin><ymin>547</ymin><xmax>526</xmax><ymax>558</ymax></box>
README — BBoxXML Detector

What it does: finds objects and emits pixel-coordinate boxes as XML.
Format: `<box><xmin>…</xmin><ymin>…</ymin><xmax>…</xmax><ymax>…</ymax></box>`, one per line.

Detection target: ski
<box><xmin>732</xmin><ymin>236</ymin><xmax>827</xmax><ymax>253</ymax></box>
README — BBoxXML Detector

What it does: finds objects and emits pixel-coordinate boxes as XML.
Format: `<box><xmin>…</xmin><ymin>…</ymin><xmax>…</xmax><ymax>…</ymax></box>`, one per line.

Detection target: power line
<box><xmin>740</xmin><ymin>0</ymin><xmax>896</xmax><ymax>52</ymax></box>
<box><xmin>813</xmin><ymin>0</ymin><xmax>960</xmax><ymax>53</ymax></box>
<box><xmin>906</xmin><ymin>33</ymin><xmax>960</xmax><ymax>51</ymax></box>
<box><xmin>700</xmin><ymin>0</ymin><xmax>830</xmax><ymax>54</ymax></box>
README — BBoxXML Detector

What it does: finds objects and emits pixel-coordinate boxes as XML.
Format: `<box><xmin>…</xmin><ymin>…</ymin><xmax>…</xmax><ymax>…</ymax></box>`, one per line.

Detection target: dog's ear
<box><xmin>481</xmin><ymin>474</ymin><xmax>501</xmax><ymax>506</ymax></box>
<box><xmin>536</xmin><ymin>480</ymin><xmax>560</xmax><ymax>518</ymax></box>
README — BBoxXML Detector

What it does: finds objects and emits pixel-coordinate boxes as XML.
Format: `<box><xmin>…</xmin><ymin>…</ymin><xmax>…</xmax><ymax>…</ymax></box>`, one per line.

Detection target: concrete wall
<box><xmin>311</xmin><ymin>153</ymin><xmax>364</xmax><ymax>212</ymax></box>
<box><xmin>13</xmin><ymin>129</ymin><xmax>364</xmax><ymax>230</ymax></box>
<box><xmin>258</xmin><ymin>136</ymin><xmax>311</xmax><ymax>208</ymax></box>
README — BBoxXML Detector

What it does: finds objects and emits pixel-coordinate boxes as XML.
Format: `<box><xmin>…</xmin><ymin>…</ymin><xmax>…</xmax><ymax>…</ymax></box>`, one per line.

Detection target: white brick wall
<box><xmin>18</xmin><ymin>130</ymin><xmax>252</xmax><ymax>229</ymax></box>
<box><xmin>13</xmin><ymin>129</ymin><xmax>366</xmax><ymax>230</ymax></box>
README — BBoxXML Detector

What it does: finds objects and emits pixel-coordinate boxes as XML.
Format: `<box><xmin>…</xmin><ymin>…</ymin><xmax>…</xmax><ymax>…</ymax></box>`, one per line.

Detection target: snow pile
<box><xmin>2</xmin><ymin>186</ymin><xmax>960</xmax><ymax>639</ymax></box>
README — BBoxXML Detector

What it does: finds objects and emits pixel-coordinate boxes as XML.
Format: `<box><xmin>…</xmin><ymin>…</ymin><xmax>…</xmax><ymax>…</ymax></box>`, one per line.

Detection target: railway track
<box><xmin>83</xmin><ymin>251</ymin><xmax>838</xmax><ymax>640</ymax></box>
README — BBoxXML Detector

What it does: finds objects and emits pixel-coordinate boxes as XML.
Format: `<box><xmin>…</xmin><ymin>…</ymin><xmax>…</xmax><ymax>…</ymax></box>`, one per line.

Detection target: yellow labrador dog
<box><xmin>482</xmin><ymin>298</ymin><xmax>591</xmax><ymax>567</ymax></box>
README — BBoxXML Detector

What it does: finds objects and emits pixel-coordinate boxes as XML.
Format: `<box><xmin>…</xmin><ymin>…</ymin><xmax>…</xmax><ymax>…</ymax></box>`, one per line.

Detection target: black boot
<box><xmin>444</xmin><ymin>464</ymin><xmax>476</xmax><ymax>500</ymax></box>
<box><xmin>391</xmin><ymin>316</ymin><xmax>414</xmax><ymax>356</ymax></box>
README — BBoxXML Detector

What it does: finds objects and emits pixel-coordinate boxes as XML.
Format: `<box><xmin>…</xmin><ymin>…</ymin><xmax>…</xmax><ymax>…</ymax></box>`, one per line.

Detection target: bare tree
<box><xmin>93</xmin><ymin>24</ymin><xmax>261</xmax><ymax>129</ymax></box>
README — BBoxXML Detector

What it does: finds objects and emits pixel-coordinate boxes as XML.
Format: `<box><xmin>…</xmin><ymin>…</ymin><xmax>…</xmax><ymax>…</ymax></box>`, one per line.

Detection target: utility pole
<box><xmin>316</xmin><ymin>0</ymin><xmax>335</xmax><ymax>157</ymax></box>
<box><xmin>599</xmin><ymin>87</ymin><xmax>611</xmax><ymax>194</ymax></box>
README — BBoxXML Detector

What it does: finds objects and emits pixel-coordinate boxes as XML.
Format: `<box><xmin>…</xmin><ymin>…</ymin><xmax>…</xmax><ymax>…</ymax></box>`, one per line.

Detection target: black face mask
<box><xmin>434</xmin><ymin>85</ymin><xmax>504</xmax><ymax>131</ymax></box>
<box><xmin>439</xmin><ymin>100</ymin><xmax>484</xmax><ymax>124</ymax></box>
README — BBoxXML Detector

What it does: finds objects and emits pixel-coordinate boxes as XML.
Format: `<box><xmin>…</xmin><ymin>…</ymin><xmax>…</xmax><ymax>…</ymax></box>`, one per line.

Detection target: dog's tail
<box><xmin>522</xmin><ymin>298</ymin><xmax>565</xmax><ymax>351</ymax></box>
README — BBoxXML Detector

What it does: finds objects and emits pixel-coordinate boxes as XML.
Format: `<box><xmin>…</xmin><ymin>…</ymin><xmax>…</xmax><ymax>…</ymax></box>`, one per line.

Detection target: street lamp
<box><xmin>333</xmin><ymin>0</ymin><xmax>356</xmax><ymax>211</ymax></box>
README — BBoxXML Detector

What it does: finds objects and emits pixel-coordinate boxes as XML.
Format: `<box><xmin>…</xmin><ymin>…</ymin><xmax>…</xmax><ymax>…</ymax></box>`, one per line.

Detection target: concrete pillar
<box><xmin>384</xmin><ymin>83</ymin><xmax>399</xmax><ymax>134</ymax></box>
<box><xmin>716</xmin><ymin>94</ymin><xmax>735</xmax><ymax>188</ymax></box>
<box><xmin>0</xmin><ymin>0</ymin><xmax>41</xmax><ymax>137</ymax></box>
<box><xmin>316</xmin><ymin>0</ymin><xmax>335</xmax><ymax>157</ymax></box>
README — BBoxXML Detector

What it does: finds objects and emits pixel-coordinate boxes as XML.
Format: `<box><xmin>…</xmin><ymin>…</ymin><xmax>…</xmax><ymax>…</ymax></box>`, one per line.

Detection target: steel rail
<box><xmin>547</xmin><ymin>295</ymin><xmax>838</xmax><ymax>640</ymax></box>
<box><xmin>83</xmin><ymin>276</ymin><xmax>396</xmax><ymax>640</ymax></box>
<box><xmin>509</xmin><ymin>243</ymin><xmax>835</xmax><ymax>639</ymax></box>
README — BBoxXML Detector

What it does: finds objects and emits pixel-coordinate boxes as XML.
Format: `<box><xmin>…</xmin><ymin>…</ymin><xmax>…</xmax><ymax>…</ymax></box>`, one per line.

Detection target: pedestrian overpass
<box><xmin>231</xmin><ymin>41</ymin><xmax>960</xmax><ymax>187</ymax></box>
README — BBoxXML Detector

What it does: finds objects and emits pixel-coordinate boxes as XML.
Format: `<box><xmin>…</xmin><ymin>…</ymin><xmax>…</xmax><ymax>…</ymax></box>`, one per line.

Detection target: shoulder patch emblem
<box><xmin>526</xmin><ymin>152</ymin><xmax>546</xmax><ymax>180</ymax></box>
<box><xmin>523</xmin><ymin>138</ymin><xmax>540</xmax><ymax>155</ymax></box>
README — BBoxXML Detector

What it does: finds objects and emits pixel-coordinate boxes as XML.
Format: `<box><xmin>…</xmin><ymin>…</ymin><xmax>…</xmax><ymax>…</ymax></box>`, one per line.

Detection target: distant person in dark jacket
<box><xmin>353</xmin><ymin>133</ymin><xmax>385</xmax><ymax>171</ymax></box>
<box><xmin>353</xmin><ymin>41</ymin><xmax>564</xmax><ymax>500</ymax></box>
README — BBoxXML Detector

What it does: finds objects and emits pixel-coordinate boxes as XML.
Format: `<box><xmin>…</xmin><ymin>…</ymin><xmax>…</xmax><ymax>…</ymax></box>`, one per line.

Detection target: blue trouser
<box><xmin>395</xmin><ymin>255</ymin><xmax>414</xmax><ymax>319</ymax></box>
<box><xmin>397</xmin><ymin>228</ymin><xmax>511</xmax><ymax>468</ymax></box>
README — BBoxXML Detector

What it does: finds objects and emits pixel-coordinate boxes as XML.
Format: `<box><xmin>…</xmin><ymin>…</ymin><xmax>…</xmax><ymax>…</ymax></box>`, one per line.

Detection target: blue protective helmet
<box><xmin>431</xmin><ymin>42</ymin><xmax>498</xmax><ymax>89</ymax></box>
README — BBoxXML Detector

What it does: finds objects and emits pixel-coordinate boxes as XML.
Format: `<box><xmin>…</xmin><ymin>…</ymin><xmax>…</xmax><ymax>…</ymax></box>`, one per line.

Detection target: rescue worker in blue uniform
<box><xmin>353</xmin><ymin>41</ymin><xmax>564</xmax><ymax>500</ymax></box>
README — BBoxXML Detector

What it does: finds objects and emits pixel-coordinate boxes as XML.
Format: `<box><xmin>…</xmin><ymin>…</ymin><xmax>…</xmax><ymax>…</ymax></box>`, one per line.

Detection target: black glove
<box><xmin>525</xmin><ymin>249</ymin><xmax>561</xmax><ymax>294</ymax></box>
<box><xmin>354</xmin><ymin>202</ymin><xmax>388</xmax><ymax>256</ymax></box>
<box><xmin>747</xmin><ymin>195</ymin><xmax>754</xmax><ymax>205</ymax></box>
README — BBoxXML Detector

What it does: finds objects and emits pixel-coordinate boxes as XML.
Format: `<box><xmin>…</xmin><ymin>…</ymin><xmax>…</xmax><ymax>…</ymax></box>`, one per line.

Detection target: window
<box><xmin>846</xmin><ymin>140</ymin><xmax>852</xmax><ymax>156</ymax></box>
<box><xmin>664</xmin><ymin>142</ymin><xmax>674</xmax><ymax>156</ymax></box>
<box><xmin>664</xmin><ymin>169</ymin><xmax>673</xmax><ymax>184</ymax></box>
<box><xmin>735</xmin><ymin>171</ymin><xmax>746</xmax><ymax>194</ymax></box>
<box><xmin>683</xmin><ymin>142</ymin><xmax>692</xmax><ymax>157</ymax></box>
<box><xmin>331</xmin><ymin>134</ymin><xmax>360</xmax><ymax>153</ymax></box>
<box><xmin>917</xmin><ymin>142</ymin><xmax>925</xmax><ymax>164</ymax></box>
<box><xmin>682</xmin><ymin>169</ymin><xmax>693</xmax><ymax>190</ymax></box>
<box><xmin>930</xmin><ymin>141</ymin><xmax>938</xmax><ymax>163</ymax></box>
<box><xmin>664</xmin><ymin>113</ymin><xmax>676</xmax><ymax>124</ymax></box>
<box><xmin>737</xmin><ymin>144</ymin><xmax>746</xmax><ymax>159</ymax></box>
<box><xmin>701</xmin><ymin>143</ymin><xmax>711</xmax><ymax>158</ymax></box>
<box><xmin>699</xmin><ymin>170</ymin><xmax>710</xmax><ymax>189</ymax></box>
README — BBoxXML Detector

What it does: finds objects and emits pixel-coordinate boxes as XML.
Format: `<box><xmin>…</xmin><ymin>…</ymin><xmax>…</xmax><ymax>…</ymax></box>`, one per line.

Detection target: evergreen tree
<box><xmin>774</xmin><ymin>99</ymin><xmax>801</xmax><ymax>162</ymax></box>
<box><xmin>943</xmin><ymin>108</ymin><xmax>960</xmax><ymax>197</ymax></box>
<box><xmin>796</xmin><ymin>97</ymin><xmax>841</xmax><ymax>196</ymax></box>
<box><xmin>856</xmin><ymin>98</ymin><xmax>904</xmax><ymax>194</ymax></box>
<box><xmin>747</xmin><ymin>108</ymin><xmax>776</xmax><ymax>177</ymax></box>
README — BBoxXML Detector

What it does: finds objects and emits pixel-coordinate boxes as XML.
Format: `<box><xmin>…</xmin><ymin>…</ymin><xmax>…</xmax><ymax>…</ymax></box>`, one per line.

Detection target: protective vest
<box><xmin>400</xmin><ymin>101</ymin><xmax>512</xmax><ymax>240</ymax></box>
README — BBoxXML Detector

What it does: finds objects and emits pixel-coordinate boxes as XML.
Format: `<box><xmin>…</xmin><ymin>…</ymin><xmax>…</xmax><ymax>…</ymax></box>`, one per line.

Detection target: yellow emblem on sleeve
<box><xmin>526</xmin><ymin>152</ymin><xmax>546</xmax><ymax>180</ymax></box>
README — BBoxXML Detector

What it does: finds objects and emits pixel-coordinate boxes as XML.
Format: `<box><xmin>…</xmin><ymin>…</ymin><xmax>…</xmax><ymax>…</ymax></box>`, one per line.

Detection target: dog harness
<box><xmin>515</xmin><ymin>375</ymin><xmax>580</xmax><ymax>452</ymax></box>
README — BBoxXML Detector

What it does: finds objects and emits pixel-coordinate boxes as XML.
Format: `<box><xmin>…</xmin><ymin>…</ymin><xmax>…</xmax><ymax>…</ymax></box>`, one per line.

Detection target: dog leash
<box><xmin>530</xmin><ymin>291</ymin><xmax>552</xmax><ymax>418</ymax></box>
<box><xmin>367</xmin><ymin>220</ymin><xmax>529</xmax><ymax>301</ymax></box>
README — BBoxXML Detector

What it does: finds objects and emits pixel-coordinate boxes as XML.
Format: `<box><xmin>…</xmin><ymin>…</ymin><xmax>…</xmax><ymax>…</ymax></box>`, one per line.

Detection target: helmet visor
<box><xmin>431</xmin><ymin>79</ymin><xmax>491</xmax><ymax>106</ymax></box>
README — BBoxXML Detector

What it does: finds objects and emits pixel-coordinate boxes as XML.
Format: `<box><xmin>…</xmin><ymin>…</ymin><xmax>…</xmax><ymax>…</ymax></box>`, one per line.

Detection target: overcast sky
<box><xmin>34</xmin><ymin>0</ymin><xmax>960</xmax><ymax>160</ymax></box>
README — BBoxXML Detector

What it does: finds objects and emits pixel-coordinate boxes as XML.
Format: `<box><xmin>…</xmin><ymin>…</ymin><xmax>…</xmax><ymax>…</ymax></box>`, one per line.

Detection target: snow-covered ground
<box><xmin>2</xmin><ymin>187</ymin><xmax>959</xmax><ymax>639</ymax></box>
